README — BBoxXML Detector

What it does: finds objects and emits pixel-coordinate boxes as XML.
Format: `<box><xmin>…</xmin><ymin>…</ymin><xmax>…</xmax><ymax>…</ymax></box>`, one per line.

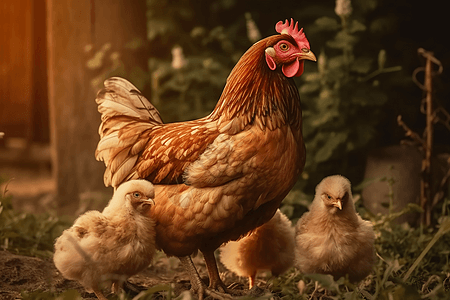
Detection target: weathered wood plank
<box><xmin>46</xmin><ymin>0</ymin><xmax>147</xmax><ymax>213</ymax></box>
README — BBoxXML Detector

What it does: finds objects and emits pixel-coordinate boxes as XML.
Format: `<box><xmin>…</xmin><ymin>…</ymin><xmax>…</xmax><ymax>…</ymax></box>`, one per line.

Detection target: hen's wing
<box><xmin>95</xmin><ymin>77</ymin><xmax>220</xmax><ymax>187</ymax></box>
<box><xmin>131</xmin><ymin>120</ymin><xmax>220</xmax><ymax>185</ymax></box>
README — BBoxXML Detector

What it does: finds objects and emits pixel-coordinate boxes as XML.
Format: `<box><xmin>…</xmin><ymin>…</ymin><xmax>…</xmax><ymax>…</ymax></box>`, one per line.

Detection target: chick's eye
<box><xmin>279</xmin><ymin>43</ymin><xmax>289</xmax><ymax>51</ymax></box>
<box><xmin>133</xmin><ymin>192</ymin><xmax>141</xmax><ymax>198</ymax></box>
<box><xmin>327</xmin><ymin>195</ymin><xmax>332</xmax><ymax>200</ymax></box>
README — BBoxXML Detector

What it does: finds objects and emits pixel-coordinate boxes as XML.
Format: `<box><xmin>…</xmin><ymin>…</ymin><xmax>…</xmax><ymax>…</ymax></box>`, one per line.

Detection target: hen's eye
<box><xmin>279</xmin><ymin>43</ymin><xmax>289</xmax><ymax>51</ymax></box>
<box><xmin>327</xmin><ymin>195</ymin><xmax>332</xmax><ymax>200</ymax></box>
<box><xmin>133</xmin><ymin>192</ymin><xmax>141</xmax><ymax>198</ymax></box>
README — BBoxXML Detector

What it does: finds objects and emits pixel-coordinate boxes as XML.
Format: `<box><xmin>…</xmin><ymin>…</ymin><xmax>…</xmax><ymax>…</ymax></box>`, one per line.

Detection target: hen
<box><xmin>220</xmin><ymin>209</ymin><xmax>295</xmax><ymax>289</ymax></box>
<box><xmin>295</xmin><ymin>175</ymin><xmax>375</xmax><ymax>283</ymax></box>
<box><xmin>53</xmin><ymin>180</ymin><xmax>156</xmax><ymax>300</ymax></box>
<box><xmin>95</xmin><ymin>19</ymin><xmax>315</xmax><ymax>298</ymax></box>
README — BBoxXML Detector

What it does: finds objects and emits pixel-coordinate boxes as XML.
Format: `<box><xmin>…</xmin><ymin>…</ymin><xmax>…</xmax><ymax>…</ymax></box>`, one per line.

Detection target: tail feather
<box><xmin>96</xmin><ymin>77</ymin><xmax>163</xmax><ymax>125</ymax></box>
<box><xmin>95</xmin><ymin>132</ymin><xmax>119</xmax><ymax>160</ymax></box>
<box><xmin>95</xmin><ymin>77</ymin><xmax>163</xmax><ymax>187</ymax></box>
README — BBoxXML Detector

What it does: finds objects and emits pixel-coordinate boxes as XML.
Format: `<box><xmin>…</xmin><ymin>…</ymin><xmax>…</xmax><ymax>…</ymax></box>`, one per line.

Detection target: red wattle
<box><xmin>282</xmin><ymin>59</ymin><xmax>303</xmax><ymax>77</ymax></box>
<box><xmin>294</xmin><ymin>60</ymin><xmax>305</xmax><ymax>77</ymax></box>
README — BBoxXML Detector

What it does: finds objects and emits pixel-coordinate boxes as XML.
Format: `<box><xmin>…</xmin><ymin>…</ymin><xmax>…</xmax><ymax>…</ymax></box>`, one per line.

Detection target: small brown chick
<box><xmin>220</xmin><ymin>209</ymin><xmax>295</xmax><ymax>289</ymax></box>
<box><xmin>53</xmin><ymin>179</ymin><xmax>156</xmax><ymax>300</ymax></box>
<box><xmin>295</xmin><ymin>175</ymin><xmax>375</xmax><ymax>283</ymax></box>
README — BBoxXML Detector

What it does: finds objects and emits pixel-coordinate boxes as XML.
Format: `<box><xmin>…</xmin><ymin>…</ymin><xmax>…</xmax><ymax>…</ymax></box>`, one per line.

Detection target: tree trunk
<box><xmin>46</xmin><ymin>0</ymin><xmax>147</xmax><ymax>214</ymax></box>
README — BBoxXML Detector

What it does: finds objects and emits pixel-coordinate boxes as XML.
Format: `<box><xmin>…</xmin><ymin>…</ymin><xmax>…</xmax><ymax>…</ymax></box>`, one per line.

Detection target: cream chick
<box><xmin>220</xmin><ymin>209</ymin><xmax>295</xmax><ymax>288</ymax></box>
<box><xmin>295</xmin><ymin>175</ymin><xmax>375</xmax><ymax>282</ymax></box>
<box><xmin>53</xmin><ymin>180</ymin><xmax>156</xmax><ymax>300</ymax></box>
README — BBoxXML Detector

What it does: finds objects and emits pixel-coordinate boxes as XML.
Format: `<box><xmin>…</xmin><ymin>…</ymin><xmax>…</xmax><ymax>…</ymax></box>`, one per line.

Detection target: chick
<box><xmin>53</xmin><ymin>179</ymin><xmax>156</xmax><ymax>300</ymax></box>
<box><xmin>220</xmin><ymin>209</ymin><xmax>295</xmax><ymax>289</ymax></box>
<box><xmin>295</xmin><ymin>175</ymin><xmax>375</xmax><ymax>283</ymax></box>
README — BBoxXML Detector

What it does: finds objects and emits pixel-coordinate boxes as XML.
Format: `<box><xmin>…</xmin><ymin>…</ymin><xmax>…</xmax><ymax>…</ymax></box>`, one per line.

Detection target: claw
<box><xmin>92</xmin><ymin>287</ymin><xmax>108</xmax><ymax>300</ymax></box>
<box><xmin>179</xmin><ymin>256</ymin><xmax>233</xmax><ymax>300</ymax></box>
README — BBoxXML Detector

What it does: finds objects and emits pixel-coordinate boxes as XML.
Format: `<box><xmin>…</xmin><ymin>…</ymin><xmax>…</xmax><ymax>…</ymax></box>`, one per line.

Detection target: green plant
<box><xmin>298</xmin><ymin>0</ymin><xmax>402</xmax><ymax>191</ymax></box>
<box><xmin>0</xmin><ymin>177</ymin><xmax>73</xmax><ymax>258</ymax></box>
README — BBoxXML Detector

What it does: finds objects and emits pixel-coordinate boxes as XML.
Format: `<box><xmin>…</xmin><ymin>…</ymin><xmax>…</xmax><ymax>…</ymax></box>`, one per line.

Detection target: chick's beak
<box><xmin>145</xmin><ymin>198</ymin><xmax>156</xmax><ymax>206</ymax></box>
<box><xmin>298</xmin><ymin>49</ymin><xmax>317</xmax><ymax>62</ymax></box>
<box><xmin>334</xmin><ymin>199</ymin><xmax>342</xmax><ymax>210</ymax></box>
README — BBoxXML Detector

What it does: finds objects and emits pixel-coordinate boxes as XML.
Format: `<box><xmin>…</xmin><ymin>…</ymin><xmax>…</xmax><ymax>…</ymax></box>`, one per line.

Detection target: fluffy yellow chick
<box><xmin>295</xmin><ymin>175</ymin><xmax>375</xmax><ymax>283</ymax></box>
<box><xmin>53</xmin><ymin>179</ymin><xmax>156</xmax><ymax>300</ymax></box>
<box><xmin>220</xmin><ymin>209</ymin><xmax>295</xmax><ymax>289</ymax></box>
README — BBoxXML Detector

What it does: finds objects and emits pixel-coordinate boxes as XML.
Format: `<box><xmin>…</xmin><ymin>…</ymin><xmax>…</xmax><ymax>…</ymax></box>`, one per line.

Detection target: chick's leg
<box><xmin>179</xmin><ymin>256</ymin><xmax>232</xmax><ymax>300</ymax></box>
<box><xmin>92</xmin><ymin>287</ymin><xmax>108</xmax><ymax>300</ymax></box>
<box><xmin>248</xmin><ymin>272</ymin><xmax>256</xmax><ymax>289</ymax></box>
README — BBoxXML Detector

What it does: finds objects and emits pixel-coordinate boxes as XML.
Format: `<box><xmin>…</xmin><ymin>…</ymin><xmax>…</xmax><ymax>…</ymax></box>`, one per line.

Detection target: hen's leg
<box><xmin>202</xmin><ymin>250</ymin><xmax>227</xmax><ymax>291</ymax></box>
<box><xmin>202</xmin><ymin>250</ymin><xmax>247</xmax><ymax>296</ymax></box>
<box><xmin>179</xmin><ymin>256</ymin><xmax>232</xmax><ymax>300</ymax></box>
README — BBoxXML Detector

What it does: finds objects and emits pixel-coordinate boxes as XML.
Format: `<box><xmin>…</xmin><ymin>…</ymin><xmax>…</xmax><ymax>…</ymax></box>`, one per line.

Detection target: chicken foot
<box><xmin>202</xmin><ymin>250</ymin><xmax>227</xmax><ymax>291</ymax></box>
<box><xmin>92</xmin><ymin>287</ymin><xmax>108</xmax><ymax>300</ymax></box>
<box><xmin>179</xmin><ymin>256</ymin><xmax>233</xmax><ymax>300</ymax></box>
<box><xmin>202</xmin><ymin>250</ymin><xmax>248</xmax><ymax>297</ymax></box>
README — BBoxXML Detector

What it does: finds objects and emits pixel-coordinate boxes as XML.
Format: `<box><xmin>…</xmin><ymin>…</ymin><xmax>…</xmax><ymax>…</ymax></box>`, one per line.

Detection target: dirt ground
<box><xmin>0</xmin><ymin>248</ymin><xmax>258</xmax><ymax>299</ymax></box>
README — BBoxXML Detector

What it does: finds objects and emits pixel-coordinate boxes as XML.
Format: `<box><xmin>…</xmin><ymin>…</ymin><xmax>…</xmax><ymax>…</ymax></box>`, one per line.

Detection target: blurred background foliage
<box><xmin>86</xmin><ymin>0</ymin><xmax>449</xmax><ymax>215</ymax></box>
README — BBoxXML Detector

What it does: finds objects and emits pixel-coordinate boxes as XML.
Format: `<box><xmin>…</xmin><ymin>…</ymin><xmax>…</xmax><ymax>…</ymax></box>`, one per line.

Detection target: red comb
<box><xmin>275</xmin><ymin>18</ymin><xmax>310</xmax><ymax>49</ymax></box>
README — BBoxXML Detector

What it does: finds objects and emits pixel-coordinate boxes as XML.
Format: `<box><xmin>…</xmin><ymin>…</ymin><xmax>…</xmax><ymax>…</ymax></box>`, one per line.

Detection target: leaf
<box><xmin>314</xmin><ymin>131</ymin><xmax>348</xmax><ymax>163</ymax></box>
<box><xmin>327</xmin><ymin>31</ymin><xmax>358</xmax><ymax>49</ymax></box>
<box><xmin>315</xmin><ymin>16</ymin><xmax>340</xmax><ymax>31</ymax></box>
<box><xmin>349</xmin><ymin>19</ymin><xmax>367</xmax><ymax>33</ymax></box>
<box><xmin>327</xmin><ymin>55</ymin><xmax>346</xmax><ymax>70</ymax></box>
<box><xmin>403</xmin><ymin>217</ymin><xmax>450</xmax><ymax>281</ymax></box>
<box><xmin>303</xmin><ymin>72</ymin><xmax>322</xmax><ymax>82</ymax></box>
<box><xmin>129</xmin><ymin>66</ymin><xmax>151</xmax><ymax>91</ymax></box>
<box><xmin>304</xmin><ymin>274</ymin><xmax>340</xmax><ymax>292</ymax></box>
<box><xmin>316</xmin><ymin>89</ymin><xmax>336</xmax><ymax>111</ymax></box>
<box><xmin>310</xmin><ymin>110</ymin><xmax>340</xmax><ymax>127</ymax></box>
<box><xmin>378</xmin><ymin>49</ymin><xmax>387</xmax><ymax>70</ymax></box>
<box><xmin>359</xmin><ymin>289</ymin><xmax>374</xmax><ymax>300</ymax></box>
<box><xmin>392</xmin><ymin>283</ymin><xmax>421</xmax><ymax>300</ymax></box>
<box><xmin>147</xmin><ymin>19</ymin><xmax>175</xmax><ymax>41</ymax></box>
<box><xmin>350</xmin><ymin>88</ymin><xmax>387</xmax><ymax>107</ymax></box>
<box><xmin>350</xmin><ymin>57</ymin><xmax>373</xmax><ymax>74</ymax></box>
<box><xmin>299</xmin><ymin>82</ymin><xmax>321</xmax><ymax>94</ymax></box>
<box><xmin>132</xmin><ymin>284</ymin><xmax>173</xmax><ymax>300</ymax></box>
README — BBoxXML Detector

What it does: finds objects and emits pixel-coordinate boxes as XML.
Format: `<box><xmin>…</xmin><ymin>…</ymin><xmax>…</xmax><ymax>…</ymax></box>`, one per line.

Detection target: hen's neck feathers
<box><xmin>210</xmin><ymin>36</ymin><xmax>302</xmax><ymax>133</ymax></box>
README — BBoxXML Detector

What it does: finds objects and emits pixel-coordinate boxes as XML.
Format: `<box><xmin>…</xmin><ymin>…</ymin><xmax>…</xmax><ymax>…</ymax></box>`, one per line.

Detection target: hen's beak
<box><xmin>334</xmin><ymin>199</ymin><xmax>342</xmax><ymax>210</ymax></box>
<box><xmin>298</xmin><ymin>49</ymin><xmax>317</xmax><ymax>62</ymax></box>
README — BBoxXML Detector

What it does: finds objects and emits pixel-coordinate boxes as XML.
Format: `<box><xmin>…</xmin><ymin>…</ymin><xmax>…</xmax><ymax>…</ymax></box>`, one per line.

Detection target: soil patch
<box><xmin>0</xmin><ymin>250</ymin><xmax>260</xmax><ymax>299</ymax></box>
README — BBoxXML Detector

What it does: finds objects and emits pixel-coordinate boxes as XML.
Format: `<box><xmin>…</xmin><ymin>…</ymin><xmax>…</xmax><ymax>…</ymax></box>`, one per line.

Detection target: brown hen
<box><xmin>295</xmin><ymin>175</ymin><xmax>376</xmax><ymax>283</ymax></box>
<box><xmin>95</xmin><ymin>19</ymin><xmax>315</xmax><ymax>298</ymax></box>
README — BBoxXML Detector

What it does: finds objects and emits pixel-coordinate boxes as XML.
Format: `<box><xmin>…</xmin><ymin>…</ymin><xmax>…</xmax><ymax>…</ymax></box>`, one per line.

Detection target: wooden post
<box><xmin>46</xmin><ymin>0</ymin><xmax>147</xmax><ymax>214</ymax></box>
<box><xmin>399</xmin><ymin>49</ymin><xmax>444</xmax><ymax>226</ymax></box>
<box><xmin>0</xmin><ymin>0</ymin><xmax>34</xmax><ymax>140</ymax></box>
<box><xmin>421</xmin><ymin>51</ymin><xmax>433</xmax><ymax>226</ymax></box>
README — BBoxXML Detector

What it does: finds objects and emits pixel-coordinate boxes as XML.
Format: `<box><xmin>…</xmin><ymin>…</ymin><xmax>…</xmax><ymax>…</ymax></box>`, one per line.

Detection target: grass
<box><xmin>0</xmin><ymin>177</ymin><xmax>74</xmax><ymax>258</ymax></box>
<box><xmin>1</xmin><ymin>176</ymin><xmax>449</xmax><ymax>300</ymax></box>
